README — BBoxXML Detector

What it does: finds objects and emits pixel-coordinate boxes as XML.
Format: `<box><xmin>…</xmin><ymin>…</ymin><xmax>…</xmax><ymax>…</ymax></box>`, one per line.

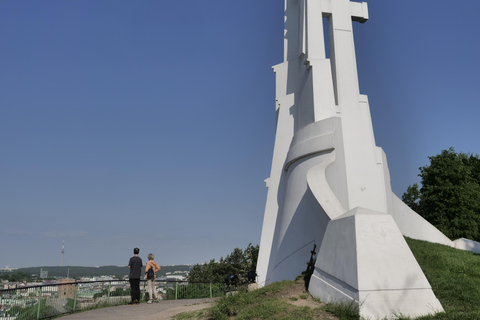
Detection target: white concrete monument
<box><xmin>257</xmin><ymin>1</ymin><xmax>454</xmax><ymax>318</ymax></box>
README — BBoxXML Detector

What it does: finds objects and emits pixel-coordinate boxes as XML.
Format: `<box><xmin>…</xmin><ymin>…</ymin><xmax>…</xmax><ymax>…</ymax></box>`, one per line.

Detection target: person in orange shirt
<box><xmin>145</xmin><ymin>253</ymin><xmax>161</xmax><ymax>303</ymax></box>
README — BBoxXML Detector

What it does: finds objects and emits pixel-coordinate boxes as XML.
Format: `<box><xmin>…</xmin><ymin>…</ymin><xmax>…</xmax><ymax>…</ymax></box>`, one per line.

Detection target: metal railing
<box><xmin>0</xmin><ymin>280</ymin><xmax>225</xmax><ymax>320</ymax></box>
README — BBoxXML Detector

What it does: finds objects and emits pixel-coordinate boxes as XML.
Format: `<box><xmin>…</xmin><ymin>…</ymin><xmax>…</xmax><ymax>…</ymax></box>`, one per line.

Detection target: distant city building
<box><xmin>40</xmin><ymin>268</ymin><xmax>48</xmax><ymax>279</ymax></box>
<box><xmin>165</xmin><ymin>275</ymin><xmax>185</xmax><ymax>281</ymax></box>
<box><xmin>1</xmin><ymin>265</ymin><xmax>16</xmax><ymax>271</ymax></box>
<box><xmin>58</xmin><ymin>278</ymin><xmax>76</xmax><ymax>299</ymax></box>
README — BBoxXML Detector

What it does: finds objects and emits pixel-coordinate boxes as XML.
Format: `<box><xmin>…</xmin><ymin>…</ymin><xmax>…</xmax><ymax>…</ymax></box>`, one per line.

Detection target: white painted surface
<box><xmin>454</xmin><ymin>238</ymin><xmax>480</xmax><ymax>253</ymax></box>
<box><xmin>309</xmin><ymin>208</ymin><xmax>444</xmax><ymax>319</ymax></box>
<box><xmin>257</xmin><ymin>0</ymin><xmax>460</xmax><ymax>318</ymax></box>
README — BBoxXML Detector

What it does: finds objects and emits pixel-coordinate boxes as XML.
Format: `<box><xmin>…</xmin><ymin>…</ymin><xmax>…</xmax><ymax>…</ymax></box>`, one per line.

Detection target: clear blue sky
<box><xmin>1</xmin><ymin>1</ymin><xmax>479</xmax><ymax>268</ymax></box>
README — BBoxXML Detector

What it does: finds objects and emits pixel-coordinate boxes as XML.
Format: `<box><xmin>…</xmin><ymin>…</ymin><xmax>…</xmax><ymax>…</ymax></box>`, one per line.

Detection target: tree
<box><xmin>402</xmin><ymin>148</ymin><xmax>480</xmax><ymax>241</ymax></box>
<box><xmin>0</xmin><ymin>271</ymin><xmax>33</xmax><ymax>282</ymax></box>
<box><xmin>402</xmin><ymin>183</ymin><xmax>420</xmax><ymax>213</ymax></box>
<box><xmin>187</xmin><ymin>243</ymin><xmax>259</xmax><ymax>284</ymax></box>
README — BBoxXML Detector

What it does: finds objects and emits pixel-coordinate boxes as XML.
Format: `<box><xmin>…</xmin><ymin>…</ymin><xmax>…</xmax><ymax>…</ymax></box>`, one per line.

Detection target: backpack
<box><xmin>146</xmin><ymin>263</ymin><xmax>155</xmax><ymax>279</ymax></box>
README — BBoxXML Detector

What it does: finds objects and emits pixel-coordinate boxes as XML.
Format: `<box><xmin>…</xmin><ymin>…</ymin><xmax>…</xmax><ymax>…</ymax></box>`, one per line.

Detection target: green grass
<box><xmin>174</xmin><ymin>309</ymin><xmax>209</xmax><ymax>320</ymax></box>
<box><xmin>171</xmin><ymin>283</ymin><xmax>351</xmax><ymax>319</ymax></box>
<box><xmin>207</xmin><ymin>295</ymin><xmax>317</xmax><ymax>320</ymax></box>
<box><xmin>175</xmin><ymin>238</ymin><xmax>480</xmax><ymax>320</ymax></box>
<box><xmin>406</xmin><ymin>237</ymin><xmax>480</xmax><ymax>320</ymax></box>
<box><xmin>174</xmin><ymin>280</ymin><xmax>343</xmax><ymax>320</ymax></box>
<box><xmin>323</xmin><ymin>300</ymin><xmax>359</xmax><ymax>320</ymax></box>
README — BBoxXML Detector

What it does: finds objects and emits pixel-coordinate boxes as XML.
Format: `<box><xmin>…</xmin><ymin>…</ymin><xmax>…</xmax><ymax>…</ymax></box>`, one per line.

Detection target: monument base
<box><xmin>310</xmin><ymin>276</ymin><xmax>443</xmax><ymax>319</ymax></box>
<box><xmin>308</xmin><ymin>207</ymin><xmax>444</xmax><ymax>319</ymax></box>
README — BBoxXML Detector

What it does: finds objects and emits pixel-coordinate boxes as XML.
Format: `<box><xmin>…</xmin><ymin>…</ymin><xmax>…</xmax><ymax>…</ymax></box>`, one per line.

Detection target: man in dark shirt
<box><xmin>128</xmin><ymin>247</ymin><xmax>143</xmax><ymax>304</ymax></box>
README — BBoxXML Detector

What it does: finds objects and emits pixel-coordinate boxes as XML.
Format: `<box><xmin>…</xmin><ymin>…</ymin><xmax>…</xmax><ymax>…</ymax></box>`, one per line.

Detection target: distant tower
<box><xmin>61</xmin><ymin>240</ymin><xmax>65</xmax><ymax>267</ymax></box>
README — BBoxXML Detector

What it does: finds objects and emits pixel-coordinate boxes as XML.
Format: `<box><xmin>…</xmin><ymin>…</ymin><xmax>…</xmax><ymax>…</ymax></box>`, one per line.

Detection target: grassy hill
<box><xmin>175</xmin><ymin>238</ymin><xmax>480</xmax><ymax>320</ymax></box>
<box><xmin>406</xmin><ymin>237</ymin><xmax>480</xmax><ymax>319</ymax></box>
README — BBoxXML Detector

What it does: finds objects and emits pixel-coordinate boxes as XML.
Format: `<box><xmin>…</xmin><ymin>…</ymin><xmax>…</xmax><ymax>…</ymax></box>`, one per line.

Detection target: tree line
<box><xmin>402</xmin><ymin>147</ymin><xmax>480</xmax><ymax>241</ymax></box>
<box><xmin>5</xmin><ymin>265</ymin><xmax>191</xmax><ymax>280</ymax></box>
<box><xmin>187</xmin><ymin>243</ymin><xmax>259</xmax><ymax>284</ymax></box>
<box><xmin>0</xmin><ymin>271</ymin><xmax>34</xmax><ymax>282</ymax></box>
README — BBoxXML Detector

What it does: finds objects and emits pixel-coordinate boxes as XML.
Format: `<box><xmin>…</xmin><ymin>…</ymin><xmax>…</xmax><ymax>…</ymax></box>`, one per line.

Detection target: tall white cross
<box><xmin>298</xmin><ymin>0</ymin><xmax>368</xmax><ymax>106</ymax></box>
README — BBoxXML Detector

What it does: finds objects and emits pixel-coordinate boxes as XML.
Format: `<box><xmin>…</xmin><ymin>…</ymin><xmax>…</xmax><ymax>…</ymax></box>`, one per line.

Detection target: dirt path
<box><xmin>59</xmin><ymin>298</ymin><xmax>215</xmax><ymax>320</ymax></box>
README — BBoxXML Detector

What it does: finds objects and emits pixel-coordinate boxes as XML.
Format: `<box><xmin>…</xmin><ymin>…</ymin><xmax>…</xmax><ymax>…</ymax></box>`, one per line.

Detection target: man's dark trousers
<box><xmin>130</xmin><ymin>278</ymin><xmax>141</xmax><ymax>302</ymax></box>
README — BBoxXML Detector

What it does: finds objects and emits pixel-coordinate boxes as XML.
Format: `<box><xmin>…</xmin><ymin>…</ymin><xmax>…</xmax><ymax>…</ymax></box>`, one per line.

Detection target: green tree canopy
<box><xmin>187</xmin><ymin>243</ymin><xmax>258</xmax><ymax>284</ymax></box>
<box><xmin>402</xmin><ymin>147</ymin><xmax>480</xmax><ymax>241</ymax></box>
<box><xmin>0</xmin><ymin>271</ymin><xmax>33</xmax><ymax>282</ymax></box>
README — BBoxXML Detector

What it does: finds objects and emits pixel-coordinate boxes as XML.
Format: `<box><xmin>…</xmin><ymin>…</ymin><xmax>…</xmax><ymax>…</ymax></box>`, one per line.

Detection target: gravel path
<box><xmin>59</xmin><ymin>298</ymin><xmax>215</xmax><ymax>320</ymax></box>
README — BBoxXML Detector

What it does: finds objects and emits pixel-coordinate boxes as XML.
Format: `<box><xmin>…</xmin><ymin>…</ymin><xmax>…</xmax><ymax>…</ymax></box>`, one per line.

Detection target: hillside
<box><xmin>13</xmin><ymin>265</ymin><xmax>191</xmax><ymax>278</ymax></box>
<box><xmin>175</xmin><ymin>238</ymin><xmax>480</xmax><ymax>320</ymax></box>
<box><xmin>175</xmin><ymin>280</ymin><xmax>341</xmax><ymax>320</ymax></box>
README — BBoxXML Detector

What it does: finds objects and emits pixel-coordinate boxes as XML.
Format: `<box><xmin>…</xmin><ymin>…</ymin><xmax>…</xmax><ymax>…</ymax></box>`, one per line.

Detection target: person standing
<box><xmin>128</xmin><ymin>247</ymin><xmax>142</xmax><ymax>304</ymax></box>
<box><xmin>145</xmin><ymin>253</ymin><xmax>161</xmax><ymax>303</ymax></box>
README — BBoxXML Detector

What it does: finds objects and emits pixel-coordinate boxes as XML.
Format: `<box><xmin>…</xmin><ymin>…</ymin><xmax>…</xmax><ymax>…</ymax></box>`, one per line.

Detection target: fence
<box><xmin>0</xmin><ymin>280</ymin><xmax>225</xmax><ymax>320</ymax></box>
